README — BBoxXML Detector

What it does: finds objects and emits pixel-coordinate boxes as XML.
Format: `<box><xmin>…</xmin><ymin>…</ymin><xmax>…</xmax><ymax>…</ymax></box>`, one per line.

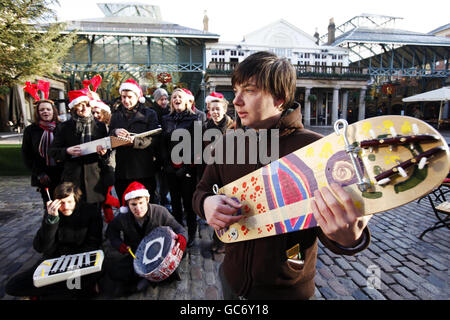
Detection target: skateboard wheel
<box><xmin>229</xmin><ymin>228</ymin><xmax>238</xmax><ymax>240</ymax></box>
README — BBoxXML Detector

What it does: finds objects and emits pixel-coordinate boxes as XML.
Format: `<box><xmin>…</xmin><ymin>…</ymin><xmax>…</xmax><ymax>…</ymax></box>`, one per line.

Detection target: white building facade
<box><xmin>204</xmin><ymin>19</ymin><xmax>369</xmax><ymax>126</ymax></box>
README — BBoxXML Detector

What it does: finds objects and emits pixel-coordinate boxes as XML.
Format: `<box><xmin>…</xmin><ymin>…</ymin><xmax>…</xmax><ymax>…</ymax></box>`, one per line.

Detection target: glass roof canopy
<box><xmin>59</xmin><ymin>3</ymin><xmax>219</xmax><ymax>103</ymax></box>
<box><xmin>320</xmin><ymin>14</ymin><xmax>450</xmax><ymax>79</ymax></box>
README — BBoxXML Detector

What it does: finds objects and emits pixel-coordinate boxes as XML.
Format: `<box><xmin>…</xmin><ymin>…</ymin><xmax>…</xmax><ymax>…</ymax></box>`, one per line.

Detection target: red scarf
<box><xmin>38</xmin><ymin>120</ymin><xmax>56</xmax><ymax>166</ymax></box>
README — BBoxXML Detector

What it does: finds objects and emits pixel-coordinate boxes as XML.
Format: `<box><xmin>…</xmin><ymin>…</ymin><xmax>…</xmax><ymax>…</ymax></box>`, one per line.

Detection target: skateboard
<box><xmin>215</xmin><ymin>116</ymin><xmax>450</xmax><ymax>243</ymax></box>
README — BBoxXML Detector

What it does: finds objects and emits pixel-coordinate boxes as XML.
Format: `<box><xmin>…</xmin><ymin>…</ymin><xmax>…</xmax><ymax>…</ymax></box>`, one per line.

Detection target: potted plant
<box><xmin>308</xmin><ymin>94</ymin><xmax>317</xmax><ymax>103</ymax></box>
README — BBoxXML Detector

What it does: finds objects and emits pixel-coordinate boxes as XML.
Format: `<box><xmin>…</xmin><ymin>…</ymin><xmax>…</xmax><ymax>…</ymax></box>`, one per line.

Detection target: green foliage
<box><xmin>0</xmin><ymin>144</ymin><xmax>29</xmax><ymax>176</ymax></box>
<box><xmin>0</xmin><ymin>0</ymin><xmax>75</xmax><ymax>88</ymax></box>
<box><xmin>307</xmin><ymin>94</ymin><xmax>317</xmax><ymax>102</ymax></box>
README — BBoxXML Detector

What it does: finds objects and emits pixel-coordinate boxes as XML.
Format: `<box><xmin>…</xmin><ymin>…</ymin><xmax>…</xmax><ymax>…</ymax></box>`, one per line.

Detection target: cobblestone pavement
<box><xmin>0</xmin><ymin>176</ymin><xmax>448</xmax><ymax>300</ymax></box>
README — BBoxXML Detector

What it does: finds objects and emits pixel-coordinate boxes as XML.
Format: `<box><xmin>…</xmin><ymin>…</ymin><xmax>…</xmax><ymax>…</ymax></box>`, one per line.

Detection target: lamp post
<box><xmin>200</xmin><ymin>70</ymin><xmax>206</xmax><ymax>111</ymax></box>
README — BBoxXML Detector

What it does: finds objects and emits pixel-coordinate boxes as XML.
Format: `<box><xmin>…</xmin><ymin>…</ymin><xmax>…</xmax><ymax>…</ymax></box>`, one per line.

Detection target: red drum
<box><xmin>133</xmin><ymin>226</ymin><xmax>183</xmax><ymax>282</ymax></box>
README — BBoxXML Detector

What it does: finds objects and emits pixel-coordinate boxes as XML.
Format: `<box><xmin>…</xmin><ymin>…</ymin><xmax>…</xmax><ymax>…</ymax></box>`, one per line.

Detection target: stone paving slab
<box><xmin>0</xmin><ymin>176</ymin><xmax>449</xmax><ymax>300</ymax></box>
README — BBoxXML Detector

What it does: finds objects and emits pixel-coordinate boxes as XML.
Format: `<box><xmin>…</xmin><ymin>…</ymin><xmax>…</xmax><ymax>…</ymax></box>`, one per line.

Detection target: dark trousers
<box><xmin>155</xmin><ymin>170</ymin><xmax>170</xmax><ymax>205</ymax></box>
<box><xmin>166</xmin><ymin>172</ymin><xmax>197</xmax><ymax>240</ymax></box>
<box><xmin>219</xmin><ymin>263</ymin><xmax>240</xmax><ymax>300</ymax></box>
<box><xmin>115</xmin><ymin>176</ymin><xmax>157</xmax><ymax>204</ymax></box>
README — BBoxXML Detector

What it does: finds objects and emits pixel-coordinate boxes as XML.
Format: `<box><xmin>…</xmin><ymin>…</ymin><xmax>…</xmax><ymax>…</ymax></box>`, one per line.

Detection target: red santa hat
<box><xmin>181</xmin><ymin>88</ymin><xmax>195</xmax><ymax>102</ymax></box>
<box><xmin>119</xmin><ymin>181</ymin><xmax>150</xmax><ymax>213</ymax></box>
<box><xmin>68</xmin><ymin>88</ymin><xmax>93</xmax><ymax>109</ymax></box>
<box><xmin>119</xmin><ymin>79</ymin><xmax>146</xmax><ymax>104</ymax></box>
<box><xmin>205</xmin><ymin>92</ymin><xmax>224</xmax><ymax>104</ymax></box>
<box><xmin>90</xmin><ymin>100</ymin><xmax>111</xmax><ymax>114</ymax></box>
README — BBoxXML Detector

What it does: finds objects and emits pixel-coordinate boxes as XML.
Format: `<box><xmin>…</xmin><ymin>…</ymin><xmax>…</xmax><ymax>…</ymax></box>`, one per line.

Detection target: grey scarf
<box><xmin>74</xmin><ymin>113</ymin><xmax>94</xmax><ymax>143</ymax></box>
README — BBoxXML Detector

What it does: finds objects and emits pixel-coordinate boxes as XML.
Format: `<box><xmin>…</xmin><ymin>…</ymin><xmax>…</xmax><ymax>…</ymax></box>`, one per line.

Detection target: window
<box><xmin>212</xmin><ymin>50</ymin><xmax>218</xmax><ymax>55</ymax></box>
<box><xmin>304</xmin><ymin>53</ymin><xmax>310</xmax><ymax>59</ymax></box>
<box><xmin>219</xmin><ymin>50</ymin><xmax>225</xmax><ymax>55</ymax></box>
<box><xmin>230</xmin><ymin>50</ymin><xmax>237</xmax><ymax>56</ymax></box>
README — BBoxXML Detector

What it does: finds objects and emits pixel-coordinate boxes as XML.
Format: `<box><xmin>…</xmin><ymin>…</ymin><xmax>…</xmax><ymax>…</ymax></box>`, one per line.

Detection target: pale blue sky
<box><xmin>53</xmin><ymin>0</ymin><xmax>449</xmax><ymax>41</ymax></box>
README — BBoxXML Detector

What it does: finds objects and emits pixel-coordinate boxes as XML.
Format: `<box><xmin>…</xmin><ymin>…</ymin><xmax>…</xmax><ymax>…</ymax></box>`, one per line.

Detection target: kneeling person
<box><xmin>104</xmin><ymin>181</ymin><xmax>187</xmax><ymax>296</ymax></box>
<box><xmin>5</xmin><ymin>182</ymin><xmax>103</xmax><ymax>299</ymax></box>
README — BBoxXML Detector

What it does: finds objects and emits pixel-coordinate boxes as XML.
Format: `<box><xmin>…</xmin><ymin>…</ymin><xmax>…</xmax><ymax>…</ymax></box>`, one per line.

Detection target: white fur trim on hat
<box><xmin>119</xmin><ymin>206</ymin><xmax>129</xmax><ymax>213</ymax></box>
<box><xmin>119</xmin><ymin>82</ymin><xmax>140</xmax><ymax>94</ymax></box>
<box><xmin>68</xmin><ymin>96</ymin><xmax>91</xmax><ymax>109</ymax></box>
<box><xmin>90</xmin><ymin>100</ymin><xmax>111</xmax><ymax>113</ymax></box>
<box><xmin>124</xmin><ymin>189</ymin><xmax>150</xmax><ymax>201</ymax></box>
<box><xmin>205</xmin><ymin>95</ymin><xmax>220</xmax><ymax>104</ymax></box>
<box><xmin>139</xmin><ymin>96</ymin><xmax>146</xmax><ymax>104</ymax></box>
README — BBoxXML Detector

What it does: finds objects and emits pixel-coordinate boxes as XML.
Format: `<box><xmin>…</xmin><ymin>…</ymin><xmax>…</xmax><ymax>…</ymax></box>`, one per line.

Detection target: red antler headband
<box><xmin>24</xmin><ymin>82</ymin><xmax>40</xmax><ymax>101</ymax></box>
<box><xmin>82</xmin><ymin>74</ymin><xmax>102</xmax><ymax>92</ymax></box>
<box><xmin>24</xmin><ymin>80</ymin><xmax>51</xmax><ymax>102</ymax></box>
<box><xmin>37</xmin><ymin>80</ymin><xmax>50</xmax><ymax>100</ymax></box>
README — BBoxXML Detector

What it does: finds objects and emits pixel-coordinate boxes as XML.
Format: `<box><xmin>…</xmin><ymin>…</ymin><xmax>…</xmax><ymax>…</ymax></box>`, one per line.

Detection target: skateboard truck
<box><xmin>334</xmin><ymin>119</ymin><xmax>371</xmax><ymax>192</ymax></box>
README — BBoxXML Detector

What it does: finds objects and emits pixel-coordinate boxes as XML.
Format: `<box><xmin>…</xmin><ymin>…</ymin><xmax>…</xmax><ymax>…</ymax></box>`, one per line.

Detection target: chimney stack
<box><xmin>203</xmin><ymin>10</ymin><xmax>209</xmax><ymax>32</ymax></box>
<box><xmin>314</xmin><ymin>27</ymin><xmax>319</xmax><ymax>45</ymax></box>
<box><xmin>327</xmin><ymin>18</ymin><xmax>335</xmax><ymax>45</ymax></box>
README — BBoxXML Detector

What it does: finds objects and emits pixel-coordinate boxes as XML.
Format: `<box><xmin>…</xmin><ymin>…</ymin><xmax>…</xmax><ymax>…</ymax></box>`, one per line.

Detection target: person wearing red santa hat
<box><xmin>160</xmin><ymin>88</ymin><xmax>203</xmax><ymax>247</ymax></box>
<box><xmin>103</xmin><ymin>181</ymin><xmax>187</xmax><ymax>296</ymax></box>
<box><xmin>202</xmin><ymin>92</ymin><xmax>234</xmax><ymax>254</ymax></box>
<box><xmin>182</xmin><ymin>88</ymin><xmax>207</xmax><ymax>123</ymax></box>
<box><xmin>90</xmin><ymin>99</ymin><xmax>112</xmax><ymax>127</ymax></box>
<box><xmin>180</xmin><ymin>88</ymin><xmax>207</xmax><ymax>192</ymax></box>
<box><xmin>109</xmin><ymin>79</ymin><xmax>160</xmax><ymax>204</ymax></box>
<box><xmin>49</xmin><ymin>88</ymin><xmax>113</xmax><ymax>207</ymax></box>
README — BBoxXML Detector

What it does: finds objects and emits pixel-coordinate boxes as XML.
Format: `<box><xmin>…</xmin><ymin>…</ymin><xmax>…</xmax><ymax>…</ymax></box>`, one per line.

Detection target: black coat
<box><xmin>109</xmin><ymin>103</ymin><xmax>160</xmax><ymax>179</ymax></box>
<box><xmin>21</xmin><ymin>123</ymin><xmax>63</xmax><ymax>188</ymax></box>
<box><xmin>33</xmin><ymin>202</ymin><xmax>103</xmax><ymax>259</ymax></box>
<box><xmin>106</xmin><ymin>204</ymin><xmax>188</xmax><ymax>252</ymax></box>
<box><xmin>150</xmin><ymin>101</ymin><xmax>170</xmax><ymax>124</ymax></box>
<box><xmin>161</xmin><ymin>110</ymin><xmax>201</xmax><ymax>171</ymax></box>
<box><xmin>49</xmin><ymin>118</ymin><xmax>113</xmax><ymax>204</ymax></box>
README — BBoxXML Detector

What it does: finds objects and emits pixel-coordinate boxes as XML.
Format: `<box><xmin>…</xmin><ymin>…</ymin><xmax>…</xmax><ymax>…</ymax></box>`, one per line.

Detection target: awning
<box><xmin>402</xmin><ymin>87</ymin><xmax>450</xmax><ymax>102</ymax></box>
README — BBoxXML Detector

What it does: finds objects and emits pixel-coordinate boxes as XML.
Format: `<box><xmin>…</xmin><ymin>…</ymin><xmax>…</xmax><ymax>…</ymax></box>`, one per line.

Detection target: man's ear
<box><xmin>273</xmin><ymin>97</ymin><xmax>285</xmax><ymax>110</ymax></box>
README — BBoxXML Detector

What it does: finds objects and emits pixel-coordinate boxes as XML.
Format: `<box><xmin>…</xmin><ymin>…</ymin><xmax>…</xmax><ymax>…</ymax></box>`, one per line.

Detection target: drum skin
<box><xmin>133</xmin><ymin>226</ymin><xmax>183</xmax><ymax>282</ymax></box>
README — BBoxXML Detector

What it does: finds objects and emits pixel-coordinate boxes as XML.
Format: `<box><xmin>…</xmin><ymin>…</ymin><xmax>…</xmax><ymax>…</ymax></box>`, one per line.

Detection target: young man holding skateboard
<box><xmin>192</xmin><ymin>51</ymin><xmax>371</xmax><ymax>300</ymax></box>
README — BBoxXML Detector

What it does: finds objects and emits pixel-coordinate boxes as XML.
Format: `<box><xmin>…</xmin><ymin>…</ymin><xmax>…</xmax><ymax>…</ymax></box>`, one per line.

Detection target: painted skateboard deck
<box><xmin>215</xmin><ymin>116</ymin><xmax>450</xmax><ymax>243</ymax></box>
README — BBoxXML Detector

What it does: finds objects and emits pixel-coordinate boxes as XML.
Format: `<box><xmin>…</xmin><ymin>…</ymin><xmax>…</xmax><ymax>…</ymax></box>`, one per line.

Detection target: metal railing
<box><xmin>207</xmin><ymin>62</ymin><xmax>370</xmax><ymax>80</ymax></box>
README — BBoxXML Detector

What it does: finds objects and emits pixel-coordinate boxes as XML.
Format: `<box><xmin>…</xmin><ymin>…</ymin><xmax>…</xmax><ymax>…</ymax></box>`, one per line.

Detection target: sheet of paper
<box><xmin>75</xmin><ymin>137</ymin><xmax>112</xmax><ymax>156</ymax></box>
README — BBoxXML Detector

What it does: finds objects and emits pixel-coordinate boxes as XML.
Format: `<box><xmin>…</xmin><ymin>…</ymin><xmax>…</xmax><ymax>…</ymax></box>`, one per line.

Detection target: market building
<box><xmin>205</xmin><ymin>14</ymin><xmax>450</xmax><ymax>126</ymax></box>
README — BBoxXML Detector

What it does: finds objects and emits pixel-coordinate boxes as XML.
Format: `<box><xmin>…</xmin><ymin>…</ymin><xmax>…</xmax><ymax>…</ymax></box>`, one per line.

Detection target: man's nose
<box><xmin>233</xmin><ymin>92</ymin><xmax>243</xmax><ymax>106</ymax></box>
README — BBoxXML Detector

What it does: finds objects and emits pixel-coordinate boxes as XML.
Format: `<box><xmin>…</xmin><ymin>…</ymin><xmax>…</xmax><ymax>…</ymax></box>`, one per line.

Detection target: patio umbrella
<box><xmin>402</xmin><ymin>86</ymin><xmax>450</xmax><ymax>129</ymax></box>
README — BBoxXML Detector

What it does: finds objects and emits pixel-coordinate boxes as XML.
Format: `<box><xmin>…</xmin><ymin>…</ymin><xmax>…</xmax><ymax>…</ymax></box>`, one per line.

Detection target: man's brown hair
<box><xmin>53</xmin><ymin>182</ymin><xmax>82</xmax><ymax>203</ymax></box>
<box><xmin>231</xmin><ymin>51</ymin><xmax>297</xmax><ymax>110</ymax></box>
